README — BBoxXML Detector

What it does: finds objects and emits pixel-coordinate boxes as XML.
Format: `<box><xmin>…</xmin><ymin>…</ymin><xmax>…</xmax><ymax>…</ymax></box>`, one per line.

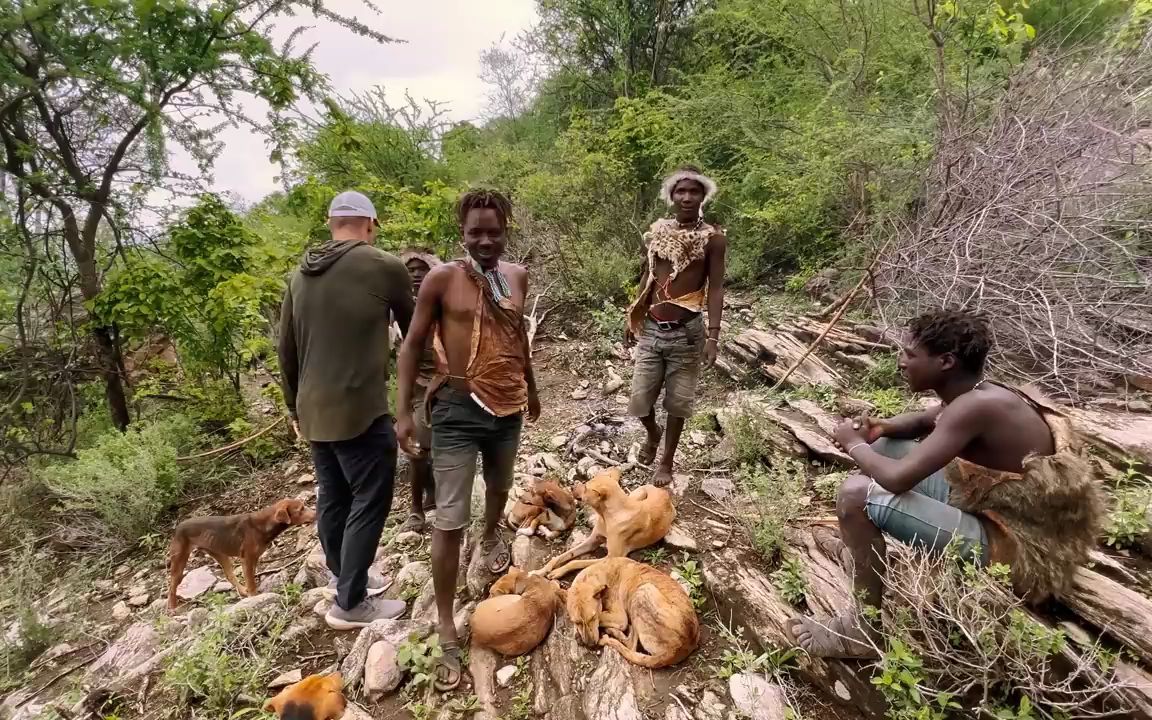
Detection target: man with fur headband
<box><xmin>625</xmin><ymin>165</ymin><xmax>727</xmax><ymax>487</ymax></box>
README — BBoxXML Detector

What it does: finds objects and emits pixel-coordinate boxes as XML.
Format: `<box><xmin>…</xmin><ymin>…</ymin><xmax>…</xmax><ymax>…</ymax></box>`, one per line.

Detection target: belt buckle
<box><xmin>655</xmin><ymin>320</ymin><xmax>676</xmax><ymax>331</ymax></box>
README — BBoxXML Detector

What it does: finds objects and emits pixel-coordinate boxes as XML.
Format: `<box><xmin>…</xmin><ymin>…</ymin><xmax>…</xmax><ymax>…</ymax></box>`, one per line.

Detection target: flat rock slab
<box><xmin>175</xmin><ymin>564</ymin><xmax>217</xmax><ymax>599</ymax></box>
<box><xmin>729</xmin><ymin>674</ymin><xmax>788</xmax><ymax>720</ymax></box>
<box><xmin>701</xmin><ymin>477</ymin><xmax>735</xmax><ymax>502</ymax></box>
<box><xmin>663</xmin><ymin>524</ymin><xmax>698</xmax><ymax>552</ymax></box>
<box><xmin>269</xmin><ymin>668</ymin><xmax>303</xmax><ymax>689</ymax></box>
<box><xmin>87</xmin><ymin>622</ymin><xmax>158</xmax><ymax>682</ymax></box>
<box><xmin>584</xmin><ymin>650</ymin><xmax>643</xmax><ymax>720</ymax></box>
<box><xmin>364</xmin><ymin>640</ymin><xmax>402</xmax><ymax>697</ymax></box>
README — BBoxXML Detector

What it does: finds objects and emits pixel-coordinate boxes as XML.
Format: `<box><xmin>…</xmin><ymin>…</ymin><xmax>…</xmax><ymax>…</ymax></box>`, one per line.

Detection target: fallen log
<box><xmin>722</xmin><ymin>329</ymin><xmax>844</xmax><ymax>389</ymax></box>
<box><xmin>1059</xmin><ymin>567</ymin><xmax>1152</xmax><ymax>666</ymax></box>
<box><xmin>703</xmin><ymin>544</ymin><xmax>888</xmax><ymax>718</ymax></box>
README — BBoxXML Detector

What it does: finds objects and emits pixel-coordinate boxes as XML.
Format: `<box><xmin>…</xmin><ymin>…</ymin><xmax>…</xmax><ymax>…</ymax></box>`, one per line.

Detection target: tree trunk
<box><xmin>60</xmin><ymin>205</ymin><xmax>131</xmax><ymax>431</ymax></box>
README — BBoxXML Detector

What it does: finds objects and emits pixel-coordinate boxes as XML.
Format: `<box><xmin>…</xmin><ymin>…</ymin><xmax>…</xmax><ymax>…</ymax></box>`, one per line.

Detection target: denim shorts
<box><xmin>430</xmin><ymin>385</ymin><xmax>522</xmax><ymax>531</ymax></box>
<box><xmin>864</xmin><ymin>438</ymin><xmax>989</xmax><ymax>563</ymax></box>
<box><xmin>627</xmin><ymin>315</ymin><xmax>705</xmax><ymax>418</ymax></box>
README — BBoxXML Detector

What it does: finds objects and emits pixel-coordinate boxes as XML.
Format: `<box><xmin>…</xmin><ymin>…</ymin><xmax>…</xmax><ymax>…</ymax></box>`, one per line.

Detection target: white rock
<box><xmin>342</xmin><ymin>702</ymin><xmax>374</xmax><ymax>720</ymax></box>
<box><xmin>540</xmin><ymin>454</ymin><xmax>562</xmax><ymax>471</ymax></box>
<box><xmin>695</xmin><ymin>691</ymin><xmax>727</xmax><ymax>720</ymax></box>
<box><xmin>226</xmin><ymin>593</ymin><xmax>282</xmax><ymax>617</ymax></box>
<box><xmin>126</xmin><ymin>593</ymin><xmax>149</xmax><ymax>608</ymax></box>
<box><xmin>396</xmin><ymin>561</ymin><xmax>431</xmax><ymax>589</ymax></box>
<box><xmin>176</xmin><ymin>566</ymin><xmax>218</xmax><ymax>600</ymax></box>
<box><xmin>670</xmin><ymin>473</ymin><xmax>692</xmax><ymax>497</ymax></box>
<box><xmin>550</xmin><ymin>435</ymin><xmax>569</xmax><ymax>449</ymax></box>
<box><xmin>392</xmin><ymin>531</ymin><xmax>422</xmax><ymax>548</ymax></box>
<box><xmin>496</xmin><ymin>664</ymin><xmax>518</xmax><ymax>687</ymax></box>
<box><xmin>93</xmin><ymin>579</ymin><xmax>117</xmax><ymax>594</ymax></box>
<box><xmin>114</xmin><ymin>564</ymin><xmax>130</xmax><ymax>576</ymax></box>
<box><xmin>269</xmin><ymin>668</ymin><xmax>303</xmax><ymax>689</ymax></box>
<box><xmin>213</xmin><ymin>581</ymin><xmax>234</xmax><ymax>593</ymax></box>
<box><xmin>88</xmin><ymin>622</ymin><xmax>158</xmax><ymax>681</ymax></box>
<box><xmin>833</xmin><ymin>680</ymin><xmax>851</xmax><ymax>701</ymax></box>
<box><xmin>701</xmin><ymin>477</ymin><xmax>736</xmax><ymax>502</ymax></box>
<box><xmin>728</xmin><ymin>674</ymin><xmax>787</xmax><ymax>720</ymax></box>
<box><xmin>296</xmin><ymin>473</ymin><xmax>315</xmax><ymax>485</ymax></box>
<box><xmin>126</xmin><ymin>583</ymin><xmax>147</xmax><ymax>597</ymax></box>
<box><xmin>663</xmin><ymin>525</ymin><xmax>698</xmax><ymax>552</ymax></box>
<box><xmin>364</xmin><ymin>641</ymin><xmax>402</xmax><ymax>696</ymax></box>
<box><xmin>572</xmin><ymin>388</ymin><xmax>589</xmax><ymax>400</ymax></box>
<box><xmin>111</xmin><ymin>602</ymin><xmax>131</xmax><ymax>621</ymax></box>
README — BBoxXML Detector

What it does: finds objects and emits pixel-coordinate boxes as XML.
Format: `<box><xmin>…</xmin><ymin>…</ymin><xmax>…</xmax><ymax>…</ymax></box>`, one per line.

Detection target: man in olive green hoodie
<box><xmin>278</xmin><ymin>191</ymin><xmax>415</xmax><ymax>630</ymax></box>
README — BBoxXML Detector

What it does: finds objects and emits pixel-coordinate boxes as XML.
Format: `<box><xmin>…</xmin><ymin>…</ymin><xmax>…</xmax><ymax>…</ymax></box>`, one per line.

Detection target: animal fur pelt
<box><xmin>505</xmin><ymin>478</ymin><xmax>577</xmax><ymax>539</ymax></box>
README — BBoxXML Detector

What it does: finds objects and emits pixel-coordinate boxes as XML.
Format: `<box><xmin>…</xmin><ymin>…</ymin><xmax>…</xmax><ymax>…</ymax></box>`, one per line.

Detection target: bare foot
<box><xmin>786</xmin><ymin>612</ymin><xmax>878</xmax><ymax>659</ymax></box>
<box><xmin>652</xmin><ymin>466</ymin><xmax>673</xmax><ymax>488</ymax></box>
<box><xmin>639</xmin><ymin>425</ymin><xmax>663</xmax><ymax>465</ymax></box>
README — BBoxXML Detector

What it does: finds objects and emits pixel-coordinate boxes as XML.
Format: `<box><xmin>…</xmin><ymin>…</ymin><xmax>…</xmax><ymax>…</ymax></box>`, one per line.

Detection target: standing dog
<box><xmin>536</xmin><ymin>467</ymin><xmax>675</xmax><ymax>579</ymax></box>
<box><xmin>471</xmin><ymin>567</ymin><xmax>565</xmax><ymax>657</ymax></box>
<box><xmin>264</xmin><ymin>672</ymin><xmax>346</xmax><ymax>720</ymax></box>
<box><xmin>567</xmin><ymin>557</ymin><xmax>699</xmax><ymax>668</ymax></box>
<box><xmin>167</xmin><ymin>498</ymin><xmax>316</xmax><ymax>609</ymax></box>
<box><xmin>505</xmin><ymin>478</ymin><xmax>578</xmax><ymax>539</ymax></box>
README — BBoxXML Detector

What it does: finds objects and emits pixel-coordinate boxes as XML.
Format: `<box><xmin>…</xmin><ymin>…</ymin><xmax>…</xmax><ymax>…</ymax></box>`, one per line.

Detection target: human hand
<box><xmin>396</xmin><ymin>412</ymin><xmax>419</xmax><ymax>456</ymax></box>
<box><xmin>623</xmin><ymin>328</ymin><xmax>636</xmax><ymax>348</ymax></box>
<box><xmin>527</xmin><ymin>392</ymin><xmax>541</xmax><ymax>422</ymax></box>
<box><xmin>833</xmin><ymin>418</ymin><xmax>868</xmax><ymax>452</ymax></box>
<box><xmin>289</xmin><ymin>417</ymin><xmax>302</xmax><ymax>441</ymax></box>
<box><xmin>856</xmin><ymin>414</ymin><xmax>886</xmax><ymax>443</ymax></box>
<box><xmin>704</xmin><ymin>338</ymin><xmax>718</xmax><ymax>368</ymax></box>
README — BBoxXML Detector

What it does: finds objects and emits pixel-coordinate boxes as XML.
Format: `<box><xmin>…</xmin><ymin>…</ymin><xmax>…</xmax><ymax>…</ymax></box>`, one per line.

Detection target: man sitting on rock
<box><xmin>788</xmin><ymin>309</ymin><xmax>1103</xmax><ymax>658</ymax></box>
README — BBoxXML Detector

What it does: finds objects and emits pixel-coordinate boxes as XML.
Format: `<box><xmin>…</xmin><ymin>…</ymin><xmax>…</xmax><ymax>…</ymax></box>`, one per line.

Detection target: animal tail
<box><xmin>599</xmin><ymin>637</ymin><xmax>678</xmax><ymax>669</ymax></box>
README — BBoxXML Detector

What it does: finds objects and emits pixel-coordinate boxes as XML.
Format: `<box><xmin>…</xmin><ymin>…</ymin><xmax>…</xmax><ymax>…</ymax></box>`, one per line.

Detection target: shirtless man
<box><xmin>626</xmin><ymin>166</ymin><xmax>727</xmax><ymax>487</ymax></box>
<box><xmin>788</xmin><ymin>309</ymin><xmax>1103</xmax><ymax>658</ymax></box>
<box><xmin>395</xmin><ymin>189</ymin><xmax>540</xmax><ymax>690</ymax></box>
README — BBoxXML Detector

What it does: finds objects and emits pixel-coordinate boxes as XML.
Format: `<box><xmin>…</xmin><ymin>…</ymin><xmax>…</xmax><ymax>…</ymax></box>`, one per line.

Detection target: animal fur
<box><xmin>567</xmin><ymin>557</ymin><xmax>699</xmax><ymax>668</ymax></box>
<box><xmin>536</xmin><ymin>467</ymin><xmax>675</xmax><ymax>580</ymax></box>
<box><xmin>471</xmin><ymin>567</ymin><xmax>565</xmax><ymax>657</ymax></box>
<box><xmin>167</xmin><ymin>498</ymin><xmax>316</xmax><ymax>610</ymax></box>
<box><xmin>947</xmin><ymin>392</ymin><xmax>1104</xmax><ymax>603</ymax></box>
<box><xmin>264</xmin><ymin>672</ymin><xmax>346</xmax><ymax>720</ymax></box>
<box><xmin>505</xmin><ymin>478</ymin><xmax>577</xmax><ymax>539</ymax></box>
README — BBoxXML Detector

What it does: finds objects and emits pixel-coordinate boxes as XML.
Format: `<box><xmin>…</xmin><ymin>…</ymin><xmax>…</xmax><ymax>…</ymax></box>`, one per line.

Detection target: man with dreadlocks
<box><xmin>626</xmin><ymin>165</ymin><xmax>728</xmax><ymax>487</ymax></box>
<box><xmin>396</xmin><ymin>189</ymin><xmax>540</xmax><ymax>691</ymax></box>
<box><xmin>787</xmin><ymin>309</ymin><xmax>1104</xmax><ymax>658</ymax></box>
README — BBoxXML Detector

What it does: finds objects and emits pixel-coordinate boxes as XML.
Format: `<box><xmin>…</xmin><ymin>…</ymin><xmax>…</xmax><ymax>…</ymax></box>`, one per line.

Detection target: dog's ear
<box><xmin>273</xmin><ymin>501</ymin><xmax>292</xmax><ymax>525</ymax></box>
<box><xmin>263</xmin><ymin>689</ymin><xmax>285</xmax><ymax>715</ymax></box>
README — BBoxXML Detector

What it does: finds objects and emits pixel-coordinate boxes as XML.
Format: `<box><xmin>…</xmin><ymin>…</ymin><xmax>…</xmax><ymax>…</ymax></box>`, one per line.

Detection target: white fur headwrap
<box><xmin>660</xmin><ymin>169</ymin><xmax>717</xmax><ymax>206</ymax></box>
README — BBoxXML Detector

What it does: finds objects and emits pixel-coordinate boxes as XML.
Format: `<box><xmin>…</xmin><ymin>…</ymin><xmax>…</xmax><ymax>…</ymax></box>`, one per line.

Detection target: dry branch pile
<box><xmin>874</xmin><ymin>47</ymin><xmax>1152</xmax><ymax>400</ymax></box>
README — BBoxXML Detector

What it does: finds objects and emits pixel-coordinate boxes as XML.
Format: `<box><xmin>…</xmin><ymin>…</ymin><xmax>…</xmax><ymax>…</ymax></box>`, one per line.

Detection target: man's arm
<box><xmin>396</xmin><ymin>267</ymin><xmax>447</xmax><ymax>420</ymax></box>
<box><xmin>704</xmin><ymin>230</ymin><xmax>728</xmax><ymax>366</ymax></box>
<box><xmin>876</xmin><ymin>406</ymin><xmax>943</xmax><ymax>440</ymax></box>
<box><xmin>276</xmin><ymin>287</ymin><xmax>298</xmax><ymax>419</ymax></box>
<box><xmin>849</xmin><ymin>397</ymin><xmax>983</xmax><ymax>494</ymax></box>
<box><xmin>517</xmin><ymin>266</ymin><xmax>540</xmax><ymax>421</ymax></box>
<box><xmin>385</xmin><ymin>256</ymin><xmax>415</xmax><ymax>335</ymax></box>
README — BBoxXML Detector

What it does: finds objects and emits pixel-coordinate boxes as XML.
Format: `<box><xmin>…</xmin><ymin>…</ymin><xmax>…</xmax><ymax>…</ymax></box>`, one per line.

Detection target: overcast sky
<box><xmin>202</xmin><ymin>0</ymin><xmax>538</xmax><ymax>203</ymax></box>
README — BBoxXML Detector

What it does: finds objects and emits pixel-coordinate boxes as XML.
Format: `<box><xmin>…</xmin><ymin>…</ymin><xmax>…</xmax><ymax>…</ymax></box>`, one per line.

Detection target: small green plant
<box><xmin>590</xmin><ymin>300</ymin><xmax>626</xmax><ymax>350</ymax></box>
<box><xmin>990</xmin><ymin>696</ymin><xmax>1037</xmax><ymax>720</ymax></box>
<box><xmin>813</xmin><ymin>471</ymin><xmax>845</xmax><ymax>503</ymax></box>
<box><xmin>859</xmin><ymin>387</ymin><xmax>908</xmax><ymax>417</ymax></box>
<box><xmin>738</xmin><ymin>461</ymin><xmax>806</xmax><ymax>562</ymax></box>
<box><xmin>673</xmin><ymin>556</ymin><xmax>706</xmax><ymax>609</ymax></box>
<box><xmin>864</xmin><ymin>353</ymin><xmax>903</xmax><ymax>390</ymax></box>
<box><xmin>1104</xmin><ymin>463</ymin><xmax>1151</xmax><ymax>549</ymax></box>
<box><xmin>791</xmin><ymin>384</ymin><xmax>838</xmax><ymax>410</ymax></box>
<box><xmin>396</xmin><ymin>632</ymin><xmax>444</xmax><ymax>693</ymax></box>
<box><xmin>640</xmin><ymin>546</ymin><xmax>669</xmax><ymax>565</ymax></box>
<box><xmin>162</xmin><ymin>598</ymin><xmax>291</xmax><ymax>716</ymax></box>
<box><xmin>771</xmin><ymin>556</ymin><xmax>808</xmax><ymax>605</ymax></box>
<box><xmin>0</xmin><ymin>545</ymin><xmax>58</xmax><ymax>691</ymax></box>
<box><xmin>871</xmin><ymin>639</ymin><xmax>958</xmax><ymax>720</ymax></box>
<box><xmin>724</xmin><ymin>409</ymin><xmax>772</xmax><ymax>467</ymax></box>
<box><xmin>508</xmin><ymin>684</ymin><xmax>534</xmax><ymax>720</ymax></box>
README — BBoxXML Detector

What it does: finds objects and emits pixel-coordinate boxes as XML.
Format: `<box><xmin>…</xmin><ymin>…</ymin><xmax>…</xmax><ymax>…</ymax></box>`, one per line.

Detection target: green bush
<box><xmin>41</xmin><ymin>415</ymin><xmax>201</xmax><ymax>547</ymax></box>
<box><xmin>738</xmin><ymin>460</ymin><xmax>806</xmax><ymax>562</ymax></box>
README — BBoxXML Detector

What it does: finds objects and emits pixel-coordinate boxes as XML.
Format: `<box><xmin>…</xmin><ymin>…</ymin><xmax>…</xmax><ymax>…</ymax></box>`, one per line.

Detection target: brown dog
<box><xmin>567</xmin><ymin>557</ymin><xmax>699</xmax><ymax>668</ymax></box>
<box><xmin>471</xmin><ymin>567</ymin><xmax>565</xmax><ymax>657</ymax></box>
<box><xmin>506</xmin><ymin>478</ymin><xmax>578</xmax><ymax>539</ymax></box>
<box><xmin>167</xmin><ymin>498</ymin><xmax>316</xmax><ymax>609</ymax></box>
<box><xmin>264</xmin><ymin>672</ymin><xmax>346</xmax><ymax>720</ymax></box>
<box><xmin>536</xmin><ymin>467</ymin><xmax>675</xmax><ymax>579</ymax></box>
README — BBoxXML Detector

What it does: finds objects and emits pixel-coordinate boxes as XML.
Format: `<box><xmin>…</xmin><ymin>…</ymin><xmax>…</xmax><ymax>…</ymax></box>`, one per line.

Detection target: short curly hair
<box><xmin>907</xmin><ymin>309</ymin><xmax>992</xmax><ymax>374</ymax></box>
<box><xmin>456</xmin><ymin>188</ymin><xmax>512</xmax><ymax>230</ymax></box>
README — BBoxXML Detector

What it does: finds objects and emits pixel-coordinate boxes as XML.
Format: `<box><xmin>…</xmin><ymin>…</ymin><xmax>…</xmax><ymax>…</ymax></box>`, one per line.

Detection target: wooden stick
<box><xmin>770</xmin><ymin>244</ymin><xmax>890</xmax><ymax>391</ymax></box>
<box><xmin>176</xmin><ymin>416</ymin><xmax>285</xmax><ymax>462</ymax></box>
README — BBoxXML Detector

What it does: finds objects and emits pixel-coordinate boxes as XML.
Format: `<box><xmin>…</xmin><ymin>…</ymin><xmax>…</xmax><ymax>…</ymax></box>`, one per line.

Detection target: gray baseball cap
<box><xmin>328</xmin><ymin>190</ymin><xmax>378</xmax><ymax>221</ymax></box>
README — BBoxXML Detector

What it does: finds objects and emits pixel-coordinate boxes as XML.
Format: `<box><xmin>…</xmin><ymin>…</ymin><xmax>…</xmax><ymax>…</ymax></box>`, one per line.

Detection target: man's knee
<box><xmin>836</xmin><ymin>475</ymin><xmax>872</xmax><ymax>521</ymax></box>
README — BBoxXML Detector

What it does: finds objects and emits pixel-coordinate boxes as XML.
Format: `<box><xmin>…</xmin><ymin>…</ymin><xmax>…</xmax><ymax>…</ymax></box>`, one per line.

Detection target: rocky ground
<box><xmin>3</xmin><ymin>295</ymin><xmax>1151</xmax><ymax>720</ymax></box>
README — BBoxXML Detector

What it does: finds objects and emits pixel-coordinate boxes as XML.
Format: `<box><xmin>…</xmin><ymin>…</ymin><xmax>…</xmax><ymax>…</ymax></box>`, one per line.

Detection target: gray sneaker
<box><xmin>324</xmin><ymin>571</ymin><xmax>389</xmax><ymax>599</ymax></box>
<box><xmin>325</xmin><ymin>596</ymin><xmax>407</xmax><ymax>630</ymax></box>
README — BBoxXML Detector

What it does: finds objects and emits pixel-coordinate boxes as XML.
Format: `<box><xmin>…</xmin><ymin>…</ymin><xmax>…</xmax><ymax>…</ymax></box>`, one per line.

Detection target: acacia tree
<box><xmin>0</xmin><ymin>0</ymin><xmax>395</xmax><ymax>430</ymax></box>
